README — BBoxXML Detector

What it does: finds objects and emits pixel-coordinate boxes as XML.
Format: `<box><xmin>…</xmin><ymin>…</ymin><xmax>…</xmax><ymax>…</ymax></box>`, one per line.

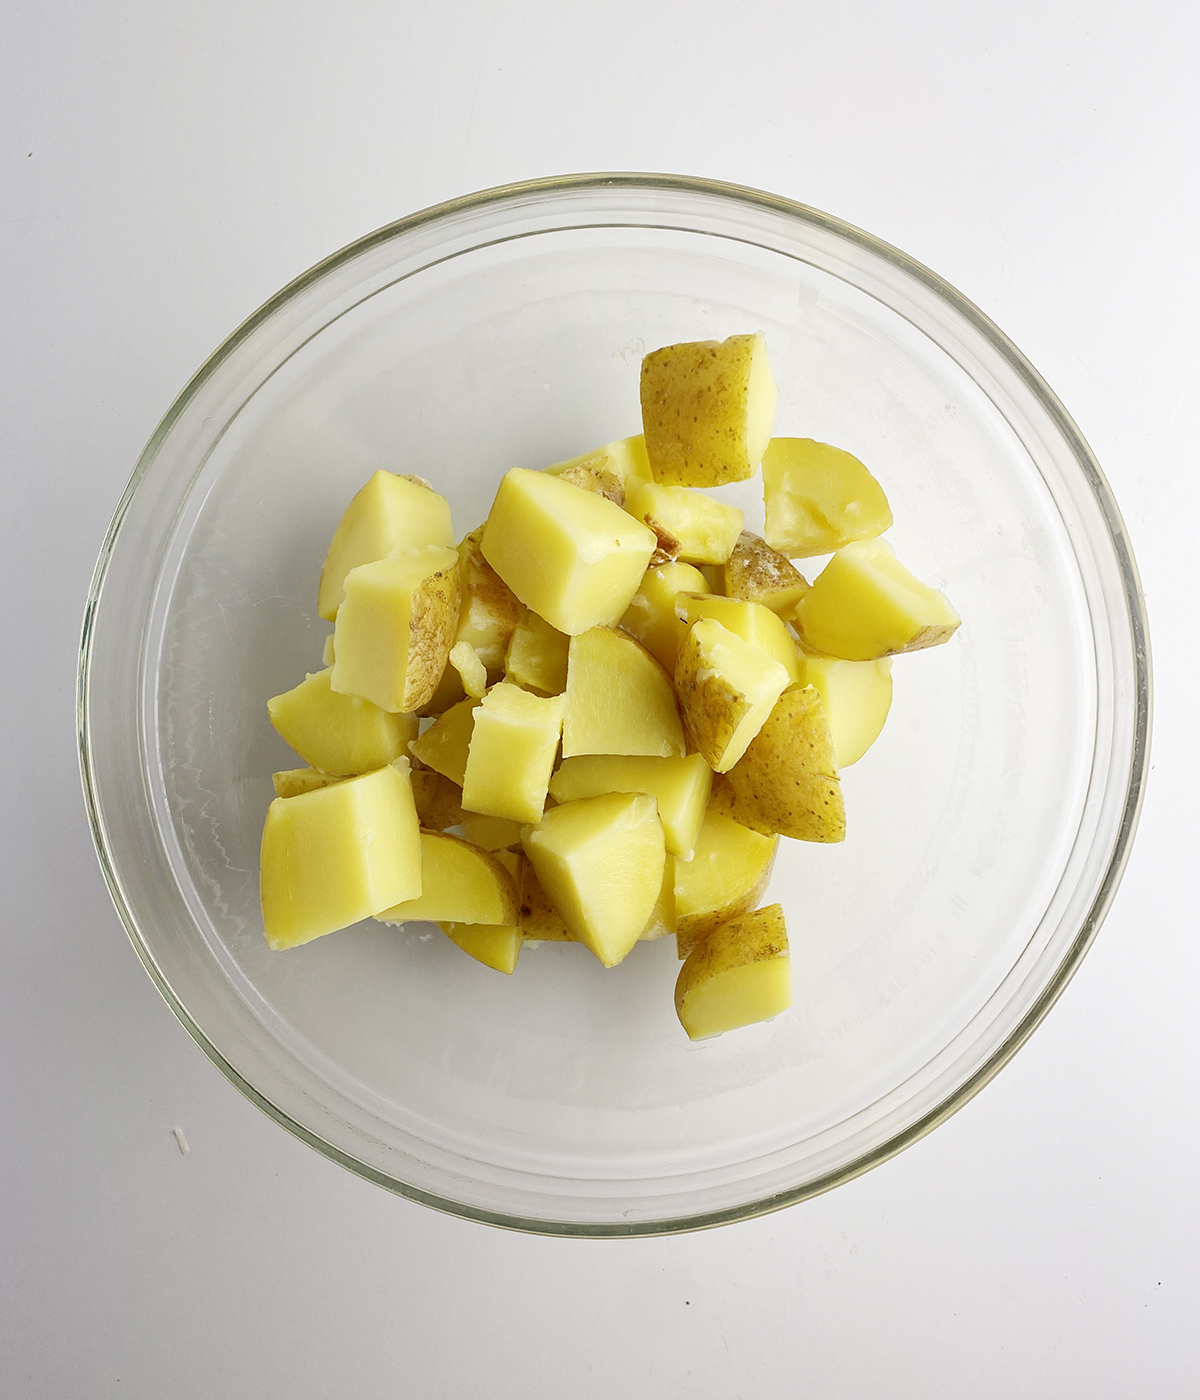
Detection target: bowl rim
<box><xmin>77</xmin><ymin>171</ymin><xmax>1153</xmax><ymax>1236</ymax></box>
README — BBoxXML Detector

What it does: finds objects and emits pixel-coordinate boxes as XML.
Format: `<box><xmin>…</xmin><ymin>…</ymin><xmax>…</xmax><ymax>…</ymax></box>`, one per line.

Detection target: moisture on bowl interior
<box><xmin>259</xmin><ymin>331</ymin><xmax>961</xmax><ymax>1041</ymax></box>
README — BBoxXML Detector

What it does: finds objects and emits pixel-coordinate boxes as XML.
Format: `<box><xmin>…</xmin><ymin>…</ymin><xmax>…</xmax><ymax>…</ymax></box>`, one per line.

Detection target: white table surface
<box><xmin>5</xmin><ymin>3</ymin><xmax>1197</xmax><ymax>1395</ymax></box>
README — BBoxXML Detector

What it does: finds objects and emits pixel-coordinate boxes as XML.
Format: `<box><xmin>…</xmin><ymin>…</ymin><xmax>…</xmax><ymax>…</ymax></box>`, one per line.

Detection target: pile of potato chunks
<box><xmin>260</xmin><ymin>333</ymin><xmax>960</xmax><ymax>1040</ymax></box>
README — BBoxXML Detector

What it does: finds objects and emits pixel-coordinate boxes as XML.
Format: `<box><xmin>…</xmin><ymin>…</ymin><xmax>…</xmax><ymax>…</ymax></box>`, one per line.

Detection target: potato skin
<box><xmin>720</xmin><ymin>532</ymin><xmax>810</xmax><ymax>615</ymax></box>
<box><xmin>404</xmin><ymin>559</ymin><xmax>462</xmax><ymax>711</ymax></box>
<box><xmin>674</xmin><ymin>904</ymin><xmax>791</xmax><ymax>1038</ymax></box>
<box><xmin>674</xmin><ymin>625</ymin><xmax>754</xmax><ymax>773</ymax></box>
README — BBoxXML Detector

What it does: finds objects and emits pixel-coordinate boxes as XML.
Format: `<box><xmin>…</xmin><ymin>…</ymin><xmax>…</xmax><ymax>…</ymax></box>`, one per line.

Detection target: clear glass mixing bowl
<box><xmin>78</xmin><ymin>174</ymin><xmax>1150</xmax><ymax>1235</ymax></box>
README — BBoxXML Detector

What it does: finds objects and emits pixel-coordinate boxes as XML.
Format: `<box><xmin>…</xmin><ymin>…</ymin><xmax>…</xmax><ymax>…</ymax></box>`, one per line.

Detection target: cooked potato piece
<box><xmin>461</xmin><ymin>682</ymin><xmax>565</xmax><ymax>823</ymax></box>
<box><xmin>562</xmin><ymin>627</ymin><xmax>685</xmax><ymax>759</ymax></box>
<box><xmin>376</xmin><ymin>831</ymin><xmax>518</xmax><ymax>926</ymax></box>
<box><xmin>331</xmin><ymin>546</ymin><xmax>460</xmax><ymax>712</ymax></box>
<box><xmin>554</xmin><ymin>463</ymin><xmax>626</xmax><ymax>506</ymax></box>
<box><xmin>448</xmin><ymin>640</ymin><xmax>488</xmax><ymax>699</ymax></box>
<box><xmin>261</xmin><ymin>764</ymin><xmax>421</xmax><ymax>950</ymax></box>
<box><xmin>723</xmin><ymin>685</ymin><xmax>846</xmax><ymax>842</ymax></box>
<box><xmin>549</xmin><ymin>752</ymin><xmax>712</xmax><ymax>860</ymax></box>
<box><xmin>639</xmin><ymin>856</ymin><xmax>677</xmax><ymax>941</ymax></box>
<box><xmin>272</xmin><ymin>766</ymin><xmax>343</xmax><ymax>799</ymax></box>
<box><xmin>674</xmin><ymin>809</ymin><xmax>778</xmax><ymax>958</ymax></box>
<box><xmin>409</xmin><ymin>767</ymin><xmax>466</xmax><ymax>831</ymax></box>
<box><xmin>674</xmin><ymin>618</ymin><xmax>790</xmax><ymax>773</ymax></box>
<box><xmin>674</xmin><ymin>904</ymin><xmax>791</xmax><ymax>1040</ymax></box>
<box><xmin>640</xmin><ymin>334</ymin><xmax>777</xmax><ymax>487</ymax></box>
<box><xmin>416</xmin><ymin>662</ymin><xmax>466</xmax><ymax>718</ymax></box>
<box><xmin>440</xmin><ymin>922</ymin><xmax>523</xmax><ymax>974</ymax></box>
<box><xmin>454</xmin><ymin>526</ymin><xmax>523</xmax><ymax>670</ymax></box>
<box><xmin>762</xmin><ymin>438</ymin><xmax>892</xmax><ymax>557</ymax></box>
<box><xmin>322</xmin><ymin>633</ymin><xmax>336</xmax><ymax>667</ymax></box>
<box><xmin>268</xmin><ymin>668</ymin><xmax>417</xmax><ymax>776</ymax></box>
<box><xmin>719</xmin><ymin>532</ymin><xmax>810</xmax><ymax>616</ymax></box>
<box><xmin>317</xmin><ymin>471</ymin><xmax>454</xmax><ymax>621</ymax></box>
<box><xmin>798</xmin><ymin>653</ymin><xmax>893</xmax><ymax>767</ymax></box>
<box><xmin>408</xmin><ymin>696</ymin><xmax>478</xmax><ymax>785</ymax></box>
<box><xmin>521</xmin><ymin>792</ymin><xmax>666</xmax><ymax>967</ymax></box>
<box><xmin>619</xmin><ymin>561</ymin><xmax>710</xmax><ymax>673</ymax></box>
<box><xmin>511</xmin><ymin>852</ymin><xmax>575</xmax><ymax>942</ymax></box>
<box><xmin>504</xmin><ymin>611</ymin><xmax>569</xmax><ymax>696</ymax></box>
<box><xmin>544</xmin><ymin>435</ymin><xmax>652</xmax><ymax>491</ymax></box>
<box><xmin>461</xmin><ymin>812</ymin><xmax>525</xmax><ymax>851</ymax></box>
<box><xmin>674</xmin><ymin>593</ymin><xmax>803</xmax><ymax>686</ymax></box>
<box><xmin>624</xmin><ymin>481</ymin><xmax>744</xmax><ymax>565</ymax></box>
<box><xmin>480</xmin><ymin>469</ymin><xmax>657</xmax><ymax>635</ymax></box>
<box><xmin>795</xmin><ymin>538</ymin><xmax>961</xmax><ymax>660</ymax></box>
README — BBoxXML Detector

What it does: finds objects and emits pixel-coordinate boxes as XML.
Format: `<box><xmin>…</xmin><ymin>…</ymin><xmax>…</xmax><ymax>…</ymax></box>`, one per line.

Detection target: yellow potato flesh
<box><xmin>440</xmin><ymin>922</ymin><xmax>523</xmax><ymax>974</ymax></box>
<box><xmin>448</xmin><ymin>641</ymin><xmax>488</xmax><ymax>699</ymax></box>
<box><xmin>408</xmin><ymin>697</ymin><xmax>478</xmax><ymax>786</ymax></box>
<box><xmin>719</xmin><ymin>532</ymin><xmax>811</xmax><ymax>616</ymax></box>
<box><xmin>480</xmin><ymin>469</ymin><xmax>656</xmax><ymax>635</ymax></box>
<box><xmin>260</xmin><ymin>765</ymin><xmax>421</xmax><ymax>950</ymax></box>
<box><xmin>796</xmin><ymin>538</ymin><xmax>961</xmax><ymax>660</ymax></box>
<box><xmin>562</xmin><ymin>627</ymin><xmax>685</xmax><ymax>759</ymax></box>
<box><xmin>798</xmin><ymin>653</ymin><xmax>893</xmax><ymax>767</ymax></box>
<box><xmin>619</xmin><ymin>562</ymin><xmax>710</xmax><ymax>673</ymax></box>
<box><xmin>624</xmin><ymin>481</ymin><xmax>744</xmax><ymax>564</ymax></box>
<box><xmin>544</xmin><ymin>435</ymin><xmax>652</xmax><ymax>491</ymax></box>
<box><xmin>317</xmin><ymin>471</ymin><xmax>454</xmax><ymax>621</ymax></box>
<box><xmin>461</xmin><ymin>682</ymin><xmax>565</xmax><ymax>823</ymax></box>
<box><xmin>521</xmin><ymin>792</ymin><xmax>666</xmax><ymax>967</ymax></box>
<box><xmin>640</xmin><ymin>334</ymin><xmax>777</xmax><ymax>487</ymax></box>
<box><xmin>504</xmin><ymin>611</ymin><xmax>569</xmax><ymax>696</ymax></box>
<box><xmin>674</xmin><ymin>593</ymin><xmax>803</xmax><ymax>686</ymax></box>
<box><xmin>674</xmin><ymin>904</ymin><xmax>791</xmax><ymax>1040</ymax></box>
<box><xmin>639</xmin><ymin>855</ymin><xmax>678</xmax><ymax>941</ymax></box>
<box><xmin>271</xmin><ymin>766</ymin><xmax>343</xmax><ymax>799</ymax></box>
<box><xmin>548</xmin><ymin>752</ymin><xmax>712</xmax><ymax>860</ymax></box>
<box><xmin>674</xmin><ymin>810</ymin><xmax>778</xmax><ymax>957</ymax></box>
<box><xmin>674</xmin><ymin>618</ymin><xmax>789</xmax><ymax>773</ymax></box>
<box><xmin>331</xmin><ymin>547</ymin><xmax>460</xmax><ymax>712</ymax></box>
<box><xmin>267</xmin><ymin>668</ymin><xmax>417</xmax><ymax>777</ymax></box>
<box><xmin>460</xmin><ymin>812</ymin><xmax>525</xmax><ymax>851</ymax></box>
<box><xmin>762</xmin><ymin>438</ymin><xmax>893</xmax><ymax>558</ymax></box>
<box><xmin>376</xmin><ymin>831</ymin><xmax>517</xmax><ymax>926</ymax></box>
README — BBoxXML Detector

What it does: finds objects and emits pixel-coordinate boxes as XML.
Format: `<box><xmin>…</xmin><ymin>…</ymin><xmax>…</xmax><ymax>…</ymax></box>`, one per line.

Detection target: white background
<box><xmin>4</xmin><ymin>2</ymin><xmax>1197</xmax><ymax>1395</ymax></box>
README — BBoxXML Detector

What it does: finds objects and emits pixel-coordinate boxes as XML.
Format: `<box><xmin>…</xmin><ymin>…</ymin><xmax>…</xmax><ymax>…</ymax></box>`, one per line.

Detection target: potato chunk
<box><xmin>521</xmin><ymin>792</ymin><xmax>666</xmax><ymax>967</ymax></box>
<box><xmin>674</xmin><ymin>618</ymin><xmax>790</xmax><ymax>773</ymax></box>
<box><xmin>460</xmin><ymin>812</ymin><xmax>525</xmax><ymax>851</ymax></box>
<box><xmin>480</xmin><ymin>469</ymin><xmax>657</xmax><ymax>635</ymax></box>
<box><xmin>260</xmin><ymin>764</ymin><xmax>421</xmax><ymax>950</ymax></box>
<box><xmin>797</xmin><ymin>653</ymin><xmax>893</xmax><ymax>768</ymax></box>
<box><xmin>544</xmin><ymin>435</ymin><xmax>652</xmax><ymax>491</ymax></box>
<box><xmin>461</xmin><ymin>682</ymin><xmax>565</xmax><ymax>823</ymax></box>
<box><xmin>504</xmin><ymin>610</ymin><xmax>569</xmax><ymax>696</ymax></box>
<box><xmin>719</xmin><ymin>532</ymin><xmax>811</xmax><ymax>616</ymax></box>
<box><xmin>624</xmin><ymin>481</ymin><xmax>744</xmax><ymax>565</ymax></box>
<box><xmin>619</xmin><ymin>561</ymin><xmax>710</xmax><ymax>673</ymax></box>
<box><xmin>409</xmin><ymin>768</ymin><xmax>465</xmax><ymax>831</ymax></box>
<box><xmin>271</xmin><ymin>766</ymin><xmax>342</xmax><ymax>799</ymax></box>
<box><xmin>317</xmin><ymin>471</ymin><xmax>454</xmax><ymax>621</ymax></box>
<box><xmin>511</xmin><ymin>852</ymin><xmax>575</xmax><ymax>942</ymax></box>
<box><xmin>376</xmin><ymin>831</ymin><xmax>518</xmax><ymax>926</ymax></box>
<box><xmin>407</xmin><ymin>696</ymin><xmax>478</xmax><ymax>786</ymax></box>
<box><xmin>440</xmin><ymin>922</ymin><xmax>523</xmax><ymax>974</ymax></box>
<box><xmin>562</xmin><ymin>627</ymin><xmax>685</xmax><ymax>759</ymax></box>
<box><xmin>674</xmin><ymin>809</ymin><xmax>778</xmax><ymax>957</ymax></box>
<box><xmin>549</xmin><ymin>753</ymin><xmax>712</xmax><ymax>860</ymax></box>
<box><xmin>448</xmin><ymin>641</ymin><xmax>488</xmax><ymax>699</ymax></box>
<box><xmin>674</xmin><ymin>593</ymin><xmax>803</xmax><ymax>686</ymax></box>
<box><xmin>674</xmin><ymin>904</ymin><xmax>791</xmax><ymax>1040</ymax></box>
<box><xmin>762</xmin><ymin>438</ymin><xmax>893</xmax><ymax>557</ymax></box>
<box><xmin>795</xmin><ymin>538</ymin><xmax>961</xmax><ymax>660</ymax></box>
<box><xmin>331</xmin><ymin>546</ymin><xmax>460</xmax><ymax>712</ymax></box>
<box><xmin>268</xmin><ymin>668</ymin><xmax>417</xmax><ymax>776</ymax></box>
<box><xmin>640</xmin><ymin>334</ymin><xmax>777</xmax><ymax>487</ymax></box>
<box><xmin>722</xmin><ymin>686</ymin><xmax>846</xmax><ymax>842</ymax></box>
<box><xmin>454</xmin><ymin>526</ymin><xmax>523</xmax><ymax>671</ymax></box>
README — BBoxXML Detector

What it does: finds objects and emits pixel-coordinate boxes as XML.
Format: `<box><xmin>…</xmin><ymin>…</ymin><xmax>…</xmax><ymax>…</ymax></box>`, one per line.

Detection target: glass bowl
<box><xmin>78</xmin><ymin>174</ymin><xmax>1150</xmax><ymax>1235</ymax></box>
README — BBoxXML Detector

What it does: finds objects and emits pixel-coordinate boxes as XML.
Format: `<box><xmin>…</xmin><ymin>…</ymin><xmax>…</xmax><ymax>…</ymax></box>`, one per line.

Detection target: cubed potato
<box><xmin>548</xmin><ymin>752</ymin><xmax>712</xmax><ymax>860</ymax></box>
<box><xmin>639</xmin><ymin>855</ymin><xmax>678</xmax><ymax>941</ymax></box>
<box><xmin>408</xmin><ymin>697</ymin><xmax>478</xmax><ymax>786</ymax></box>
<box><xmin>674</xmin><ymin>809</ymin><xmax>778</xmax><ymax>958</ymax></box>
<box><xmin>455</xmin><ymin>526</ymin><xmax>524</xmax><ymax>670</ymax></box>
<box><xmin>674</xmin><ymin>904</ymin><xmax>791</xmax><ymax>1040</ymax></box>
<box><xmin>440</xmin><ymin>922</ymin><xmax>523</xmax><ymax>974</ymax></box>
<box><xmin>448</xmin><ymin>641</ymin><xmax>488</xmax><ymax>699</ymax></box>
<box><xmin>409</xmin><ymin>767</ymin><xmax>465</xmax><ymax>830</ymax></box>
<box><xmin>719</xmin><ymin>532</ymin><xmax>811</xmax><ymax>616</ymax></box>
<box><xmin>554</xmin><ymin>463</ymin><xmax>626</xmax><ymax>506</ymax></box>
<box><xmin>722</xmin><ymin>686</ymin><xmax>846</xmax><ymax>842</ymax></box>
<box><xmin>504</xmin><ymin>611</ymin><xmax>570</xmax><ymax>696</ymax></box>
<box><xmin>461</xmin><ymin>682</ymin><xmax>565</xmax><ymax>823</ymax></box>
<box><xmin>562</xmin><ymin>627</ymin><xmax>685</xmax><ymax>759</ymax></box>
<box><xmin>624</xmin><ymin>481</ymin><xmax>744</xmax><ymax>565</ymax></box>
<box><xmin>480</xmin><ymin>469</ymin><xmax>657</xmax><ymax>635</ymax></box>
<box><xmin>674</xmin><ymin>618</ymin><xmax>790</xmax><ymax>773</ymax></box>
<box><xmin>544</xmin><ymin>435</ymin><xmax>652</xmax><ymax>491</ymax></box>
<box><xmin>674</xmin><ymin>593</ymin><xmax>803</xmax><ymax>686</ymax></box>
<box><xmin>797</xmin><ymin>652</ymin><xmax>893</xmax><ymax>767</ymax></box>
<box><xmin>318</xmin><ymin>471</ymin><xmax>454</xmax><ymax>621</ymax></box>
<box><xmin>331</xmin><ymin>546</ymin><xmax>460</xmax><ymax>712</ymax></box>
<box><xmin>762</xmin><ymin>438</ymin><xmax>893</xmax><ymax>557</ymax></box>
<box><xmin>511</xmin><ymin>852</ymin><xmax>575</xmax><ymax>942</ymax></box>
<box><xmin>260</xmin><ymin>764</ymin><xmax>421</xmax><ymax>949</ymax></box>
<box><xmin>619</xmin><ymin>561</ymin><xmax>710</xmax><ymax>673</ymax></box>
<box><xmin>271</xmin><ymin>766</ymin><xmax>343</xmax><ymax>799</ymax></box>
<box><xmin>268</xmin><ymin>668</ymin><xmax>417</xmax><ymax>776</ymax></box>
<box><xmin>321</xmin><ymin>633</ymin><xmax>336</xmax><ymax>667</ymax></box>
<box><xmin>375</xmin><ymin>831</ymin><xmax>518</xmax><ymax>926</ymax></box>
<box><xmin>460</xmin><ymin>812</ymin><xmax>525</xmax><ymax>851</ymax></box>
<box><xmin>521</xmin><ymin>792</ymin><xmax>666</xmax><ymax>967</ymax></box>
<box><xmin>640</xmin><ymin>334</ymin><xmax>777</xmax><ymax>487</ymax></box>
<box><xmin>795</xmin><ymin>538</ymin><xmax>961</xmax><ymax>660</ymax></box>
